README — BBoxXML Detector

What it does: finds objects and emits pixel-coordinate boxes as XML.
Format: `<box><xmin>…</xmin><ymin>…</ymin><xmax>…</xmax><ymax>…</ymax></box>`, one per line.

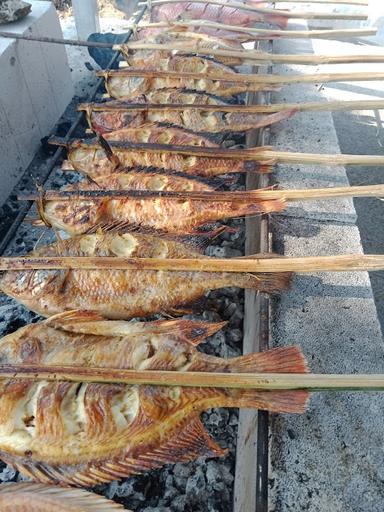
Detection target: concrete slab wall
<box><xmin>0</xmin><ymin>1</ymin><xmax>73</xmax><ymax>206</ymax></box>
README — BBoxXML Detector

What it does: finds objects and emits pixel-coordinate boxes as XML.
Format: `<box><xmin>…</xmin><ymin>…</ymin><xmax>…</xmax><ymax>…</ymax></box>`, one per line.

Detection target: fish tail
<box><xmin>229</xmin><ymin>109</ymin><xmax>297</xmax><ymax>131</ymax></box>
<box><xmin>226</xmin><ymin>346</ymin><xmax>308</xmax><ymax>374</ymax></box>
<box><xmin>224</xmin><ymin>197</ymin><xmax>286</xmax><ymax>220</ymax></box>
<box><xmin>229</xmin><ymin>389</ymin><xmax>309</xmax><ymax>414</ymax></box>
<box><xmin>233</xmin><ymin>270</ymin><xmax>292</xmax><ymax>294</ymax></box>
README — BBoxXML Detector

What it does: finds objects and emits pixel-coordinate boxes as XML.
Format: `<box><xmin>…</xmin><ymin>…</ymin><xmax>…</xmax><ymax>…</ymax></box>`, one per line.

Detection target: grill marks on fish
<box><xmin>0</xmin><ymin>233</ymin><xmax>292</xmax><ymax>318</ymax></box>
<box><xmin>0</xmin><ymin>312</ymin><xmax>308</xmax><ymax>485</ymax></box>
<box><xmin>0</xmin><ymin>482</ymin><xmax>126</xmax><ymax>511</ymax></box>
<box><xmin>65</xmin><ymin>126</ymin><xmax>249</xmax><ymax>178</ymax></box>
<box><xmin>39</xmin><ymin>170</ymin><xmax>285</xmax><ymax>235</ymax></box>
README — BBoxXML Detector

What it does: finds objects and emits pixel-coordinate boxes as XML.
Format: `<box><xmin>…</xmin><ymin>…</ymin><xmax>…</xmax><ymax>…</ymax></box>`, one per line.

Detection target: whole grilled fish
<box><xmin>149</xmin><ymin>1</ymin><xmax>289</xmax><ymax>28</ymax></box>
<box><xmin>0</xmin><ymin>232</ymin><xmax>291</xmax><ymax>318</ymax></box>
<box><xmin>39</xmin><ymin>172</ymin><xmax>284</xmax><ymax>235</ymax></box>
<box><xmin>62</xmin><ymin>125</ymin><xmax>255</xmax><ymax>178</ymax></box>
<box><xmin>83</xmin><ymin>98</ymin><xmax>294</xmax><ymax>135</ymax></box>
<box><xmin>123</xmin><ymin>31</ymin><xmax>245</xmax><ymax>66</ymax></box>
<box><xmin>0</xmin><ymin>483</ymin><xmax>125</xmax><ymax>511</ymax></box>
<box><xmin>0</xmin><ymin>311</ymin><xmax>308</xmax><ymax>486</ymax></box>
<box><xmin>102</xmin><ymin>56</ymin><xmax>279</xmax><ymax>98</ymax></box>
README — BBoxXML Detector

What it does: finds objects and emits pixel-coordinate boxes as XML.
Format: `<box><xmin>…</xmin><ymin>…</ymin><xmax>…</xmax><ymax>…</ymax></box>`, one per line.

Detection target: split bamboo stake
<box><xmin>0</xmin><ymin>365</ymin><xmax>382</xmax><ymax>390</ymax></box>
<box><xmin>137</xmin><ymin>0</ymin><xmax>368</xmax><ymax>20</ymax></box>
<box><xmin>116</xmin><ymin>41</ymin><xmax>384</xmax><ymax>65</ymax></box>
<box><xmin>78</xmin><ymin>99</ymin><xmax>384</xmax><ymax>114</ymax></box>
<box><xmin>17</xmin><ymin>184</ymin><xmax>384</xmax><ymax>203</ymax></box>
<box><xmin>98</xmin><ymin>69</ymin><xmax>384</xmax><ymax>84</ymax></box>
<box><xmin>0</xmin><ymin>254</ymin><xmax>383</xmax><ymax>272</ymax></box>
<box><xmin>3</xmin><ymin>32</ymin><xmax>381</xmax><ymax>65</ymax></box>
<box><xmin>49</xmin><ymin>137</ymin><xmax>384</xmax><ymax>166</ymax></box>
<box><xmin>133</xmin><ymin>21</ymin><xmax>377</xmax><ymax>40</ymax></box>
<box><xmin>0</xmin><ymin>27</ymin><xmax>377</xmax><ymax>48</ymax></box>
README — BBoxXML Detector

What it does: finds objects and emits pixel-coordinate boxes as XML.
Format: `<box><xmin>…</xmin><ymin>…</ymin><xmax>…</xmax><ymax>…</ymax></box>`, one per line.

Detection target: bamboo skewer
<box><xmin>2</xmin><ymin>32</ymin><xmax>381</xmax><ymax>65</ymax></box>
<box><xmin>18</xmin><ymin>184</ymin><xmax>384</xmax><ymax>203</ymax></box>
<box><xmin>78</xmin><ymin>99</ymin><xmax>384</xmax><ymax>114</ymax></box>
<box><xmin>137</xmin><ymin>0</ymin><xmax>368</xmax><ymax>20</ymax></box>
<box><xmin>98</xmin><ymin>69</ymin><xmax>384</xmax><ymax>84</ymax></box>
<box><xmin>0</xmin><ymin>364</ymin><xmax>382</xmax><ymax>390</ymax></box>
<box><xmin>0</xmin><ymin>27</ymin><xmax>377</xmax><ymax>46</ymax></box>
<box><xmin>115</xmin><ymin>41</ymin><xmax>384</xmax><ymax>65</ymax></box>
<box><xmin>253</xmin><ymin>0</ymin><xmax>368</xmax><ymax>4</ymax></box>
<box><xmin>49</xmin><ymin>137</ymin><xmax>384</xmax><ymax>166</ymax></box>
<box><xmin>0</xmin><ymin>254</ymin><xmax>383</xmax><ymax>272</ymax></box>
<box><xmin>134</xmin><ymin>21</ymin><xmax>377</xmax><ymax>39</ymax></box>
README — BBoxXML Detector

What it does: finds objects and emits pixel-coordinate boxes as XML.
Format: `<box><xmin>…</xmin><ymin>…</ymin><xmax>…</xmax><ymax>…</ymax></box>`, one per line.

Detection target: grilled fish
<box><xmin>38</xmin><ymin>173</ymin><xmax>284</xmax><ymax>235</ymax></box>
<box><xmin>0</xmin><ymin>483</ymin><xmax>125</xmax><ymax>511</ymax></box>
<box><xmin>63</xmin><ymin>125</ymin><xmax>257</xmax><ymax>178</ymax></box>
<box><xmin>149</xmin><ymin>1</ymin><xmax>289</xmax><ymax>28</ymax></box>
<box><xmin>0</xmin><ymin>311</ymin><xmax>308</xmax><ymax>486</ymax></box>
<box><xmin>0</xmin><ymin>232</ymin><xmax>291</xmax><ymax>318</ymax></box>
<box><xmin>124</xmin><ymin>31</ymin><xmax>245</xmax><ymax>66</ymax></box>
<box><xmin>83</xmin><ymin>98</ymin><xmax>294</xmax><ymax>135</ymax></box>
<box><xmin>102</xmin><ymin>56</ymin><xmax>279</xmax><ymax>98</ymax></box>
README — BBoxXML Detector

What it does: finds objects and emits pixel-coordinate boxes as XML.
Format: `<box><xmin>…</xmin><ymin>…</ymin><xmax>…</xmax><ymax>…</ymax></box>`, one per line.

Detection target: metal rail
<box><xmin>0</xmin><ymin>5</ymin><xmax>147</xmax><ymax>256</ymax></box>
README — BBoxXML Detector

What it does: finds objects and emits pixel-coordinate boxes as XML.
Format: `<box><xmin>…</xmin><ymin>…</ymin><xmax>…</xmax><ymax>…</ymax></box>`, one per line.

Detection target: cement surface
<box><xmin>270</xmin><ymin>20</ymin><xmax>384</xmax><ymax>512</ymax></box>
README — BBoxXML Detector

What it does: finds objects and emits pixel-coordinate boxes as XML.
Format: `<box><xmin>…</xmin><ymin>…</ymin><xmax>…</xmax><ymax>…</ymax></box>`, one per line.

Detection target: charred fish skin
<box><xmin>40</xmin><ymin>175</ymin><xmax>285</xmax><ymax>235</ymax></box>
<box><xmin>0</xmin><ymin>312</ymin><xmax>228</xmax><ymax>372</ymax></box>
<box><xmin>67</xmin><ymin>140</ymin><xmax>246</xmax><ymax>178</ymax></box>
<box><xmin>0</xmin><ymin>233</ymin><xmax>292</xmax><ymax>319</ymax></box>
<box><xmin>87</xmin><ymin>103</ymin><xmax>295</xmax><ymax>134</ymax></box>
<box><xmin>102</xmin><ymin>55</ymin><xmax>280</xmax><ymax>99</ymax></box>
<box><xmin>0</xmin><ymin>329</ymin><xmax>307</xmax><ymax>487</ymax></box>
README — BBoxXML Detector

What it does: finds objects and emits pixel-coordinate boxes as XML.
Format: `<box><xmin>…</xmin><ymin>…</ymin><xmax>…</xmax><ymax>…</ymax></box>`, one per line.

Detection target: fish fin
<box><xmin>231</xmin><ymin>389</ymin><xmax>309</xmax><ymax>414</ymax></box>
<box><xmin>44</xmin><ymin>310</ymin><xmax>108</xmax><ymax>330</ymax></box>
<box><xmin>0</xmin><ymin>482</ymin><xmax>125</xmax><ymax>510</ymax></box>
<box><xmin>3</xmin><ymin>417</ymin><xmax>225</xmax><ymax>486</ymax></box>
<box><xmin>227</xmin><ymin>346</ymin><xmax>308</xmax><ymax>374</ymax></box>
<box><xmin>45</xmin><ymin>310</ymin><xmax>226</xmax><ymax>343</ymax></box>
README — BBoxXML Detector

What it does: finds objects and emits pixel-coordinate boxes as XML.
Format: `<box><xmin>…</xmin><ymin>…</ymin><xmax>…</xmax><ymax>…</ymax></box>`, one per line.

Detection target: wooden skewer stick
<box><xmin>78</xmin><ymin>99</ymin><xmax>384</xmax><ymax>114</ymax></box>
<box><xmin>98</xmin><ymin>69</ymin><xmax>384</xmax><ymax>84</ymax></box>
<box><xmin>0</xmin><ymin>254</ymin><xmax>383</xmax><ymax>272</ymax></box>
<box><xmin>0</xmin><ymin>365</ymin><xmax>383</xmax><ymax>391</ymax></box>
<box><xmin>136</xmin><ymin>0</ymin><xmax>368</xmax><ymax>20</ymax></box>
<box><xmin>133</xmin><ymin>21</ymin><xmax>377</xmax><ymax>40</ymax></box>
<box><xmin>49</xmin><ymin>137</ymin><xmax>384</xmax><ymax>166</ymax></box>
<box><xmin>0</xmin><ymin>27</ymin><xmax>377</xmax><ymax>49</ymax></box>
<box><xmin>116</xmin><ymin>41</ymin><xmax>384</xmax><ymax>65</ymax></box>
<box><xmin>2</xmin><ymin>32</ymin><xmax>380</xmax><ymax>65</ymax></box>
<box><xmin>18</xmin><ymin>184</ymin><xmax>384</xmax><ymax>203</ymax></box>
<box><xmin>252</xmin><ymin>0</ymin><xmax>368</xmax><ymax>4</ymax></box>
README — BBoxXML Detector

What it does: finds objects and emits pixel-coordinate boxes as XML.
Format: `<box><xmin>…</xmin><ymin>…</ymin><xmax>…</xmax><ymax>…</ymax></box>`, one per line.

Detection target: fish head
<box><xmin>69</xmin><ymin>144</ymin><xmax>113</xmax><ymax>178</ymax></box>
<box><xmin>0</xmin><ymin>267</ymin><xmax>69</xmax><ymax>316</ymax></box>
<box><xmin>42</xmin><ymin>198</ymin><xmax>104</xmax><ymax>236</ymax></box>
<box><xmin>107</xmin><ymin>75</ymin><xmax>148</xmax><ymax>100</ymax></box>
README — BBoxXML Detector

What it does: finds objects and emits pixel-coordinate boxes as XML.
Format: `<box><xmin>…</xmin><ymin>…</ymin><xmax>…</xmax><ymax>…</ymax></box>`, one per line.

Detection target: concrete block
<box><xmin>271</xmin><ymin>26</ymin><xmax>357</xmax><ymax>224</ymax></box>
<box><xmin>0</xmin><ymin>0</ymin><xmax>74</xmax><ymax>206</ymax></box>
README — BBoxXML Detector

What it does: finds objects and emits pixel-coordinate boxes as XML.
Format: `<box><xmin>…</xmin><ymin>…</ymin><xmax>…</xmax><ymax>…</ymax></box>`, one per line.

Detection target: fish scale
<box><xmin>0</xmin><ymin>233</ymin><xmax>292</xmax><ymax>318</ymax></box>
<box><xmin>0</xmin><ymin>311</ymin><xmax>308</xmax><ymax>486</ymax></box>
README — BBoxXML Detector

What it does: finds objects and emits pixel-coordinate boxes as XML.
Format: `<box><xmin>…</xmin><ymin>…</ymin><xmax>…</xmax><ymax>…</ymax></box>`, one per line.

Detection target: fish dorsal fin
<box><xmin>45</xmin><ymin>310</ymin><xmax>226</xmax><ymax>343</ymax></box>
<box><xmin>0</xmin><ymin>482</ymin><xmax>125</xmax><ymax>510</ymax></box>
<box><xmin>3</xmin><ymin>416</ymin><xmax>226</xmax><ymax>487</ymax></box>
